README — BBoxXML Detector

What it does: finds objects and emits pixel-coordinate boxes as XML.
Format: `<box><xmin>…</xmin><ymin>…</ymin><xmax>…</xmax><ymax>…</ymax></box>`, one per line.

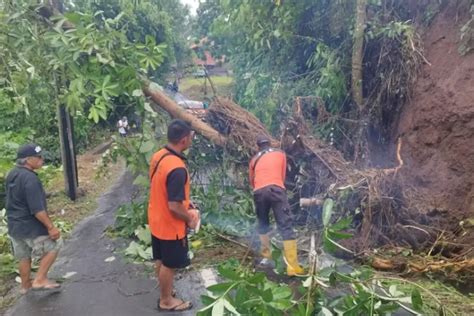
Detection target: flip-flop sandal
<box><xmin>158</xmin><ymin>300</ymin><xmax>193</xmax><ymax>312</ymax></box>
<box><xmin>156</xmin><ymin>289</ymin><xmax>177</xmax><ymax>301</ymax></box>
<box><xmin>156</xmin><ymin>289</ymin><xmax>179</xmax><ymax>306</ymax></box>
<box><xmin>31</xmin><ymin>283</ymin><xmax>61</xmax><ymax>291</ymax></box>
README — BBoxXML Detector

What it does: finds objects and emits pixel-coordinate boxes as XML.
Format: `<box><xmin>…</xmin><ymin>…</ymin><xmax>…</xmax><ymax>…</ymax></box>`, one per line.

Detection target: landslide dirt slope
<box><xmin>397</xmin><ymin>3</ymin><xmax>474</xmax><ymax>219</ymax></box>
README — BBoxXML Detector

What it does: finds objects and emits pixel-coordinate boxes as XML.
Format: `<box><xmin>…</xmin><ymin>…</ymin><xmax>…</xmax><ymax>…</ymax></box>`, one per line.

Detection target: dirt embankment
<box><xmin>397</xmin><ymin>3</ymin><xmax>474</xmax><ymax>221</ymax></box>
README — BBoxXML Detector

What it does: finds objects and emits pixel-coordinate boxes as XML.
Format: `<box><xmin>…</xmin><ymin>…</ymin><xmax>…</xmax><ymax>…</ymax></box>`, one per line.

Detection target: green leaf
<box><xmin>132</xmin><ymin>89</ymin><xmax>143</xmax><ymax>97</ymax></box>
<box><xmin>139</xmin><ymin>141</ymin><xmax>155</xmax><ymax>153</ymax></box>
<box><xmin>88</xmin><ymin>107</ymin><xmax>99</xmax><ymax>123</ymax></box>
<box><xmin>124</xmin><ymin>241</ymin><xmax>141</xmax><ymax>257</ymax></box>
<box><xmin>96</xmin><ymin>53</ymin><xmax>110</xmax><ymax>65</ymax></box>
<box><xmin>64</xmin><ymin>12</ymin><xmax>82</xmax><ymax>25</ymax></box>
<box><xmin>269</xmin><ymin>299</ymin><xmax>293</xmax><ymax>310</ymax></box>
<box><xmin>235</xmin><ymin>286</ymin><xmax>248</xmax><ymax>304</ymax></box>
<box><xmin>217</xmin><ymin>266</ymin><xmax>241</xmax><ymax>281</ymax></box>
<box><xmin>322</xmin><ymin>198</ymin><xmax>334</xmax><ymax>227</ymax></box>
<box><xmin>143</xmin><ymin>102</ymin><xmax>155</xmax><ymax>113</ymax></box>
<box><xmin>247</xmin><ymin>272</ymin><xmax>265</xmax><ymax>284</ymax></box>
<box><xmin>356</xmin><ymin>267</ymin><xmax>374</xmax><ymax>281</ymax></box>
<box><xmin>137</xmin><ymin>246</ymin><xmax>152</xmax><ymax>260</ymax></box>
<box><xmin>389</xmin><ymin>284</ymin><xmax>404</xmax><ymax>297</ymax></box>
<box><xmin>261</xmin><ymin>288</ymin><xmax>273</xmax><ymax>302</ymax></box>
<box><xmin>331</xmin><ymin>271</ymin><xmax>355</xmax><ymax>283</ymax></box>
<box><xmin>324</xmin><ymin>229</ymin><xmax>353</xmax><ymax>254</ymax></box>
<box><xmin>133</xmin><ymin>175</ymin><xmax>149</xmax><ymax>188</ymax></box>
<box><xmin>271</xmin><ymin>286</ymin><xmax>292</xmax><ymax>300</ymax></box>
<box><xmin>201</xmin><ymin>295</ymin><xmax>216</xmax><ymax>306</ymax></box>
<box><xmin>66</xmin><ymin>93</ymin><xmax>82</xmax><ymax>112</ymax></box>
<box><xmin>375</xmin><ymin>303</ymin><xmax>400</xmax><ymax>313</ymax></box>
<box><xmin>212</xmin><ymin>299</ymin><xmax>225</xmax><ymax>316</ymax></box>
<box><xmin>330</xmin><ymin>217</ymin><xmax>351</xmax><ymax>231</ymax></box>
<box><xmin>318</xmin><ymin>307</ymin><xmax>333</xmax><ymax>316</ymax></box>
<box><xmin>327</xmin><ymin>228</ymin><xmax>352</xmax><ymax>240</ymax></box>
<box><xmin>302</xmin><ymin>276</ymin><xmax>313</xmax><ymax>288</ymax></box>
<box><xmin>134</xmin><ymin>225</ymin><xmax>151</xmax><ymax>245</ymax></box>
<box><xmin>411</xmin><ymin>288</ymin><xmax>423</xmax><ymax>311</ymax></box>
<box><xmin>223</xmin><ymin>299</ymin><xmax>241</xmax><ymax>315</ymax></box>
<box><xmin>207</xmin><ymin>282</ymin><xmax>235</xmax><ymax>294</ymax></box>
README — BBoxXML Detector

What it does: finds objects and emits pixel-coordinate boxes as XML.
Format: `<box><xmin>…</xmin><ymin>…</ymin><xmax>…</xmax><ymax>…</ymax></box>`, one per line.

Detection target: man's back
<box><xmin>250</xmin><ymin>149</ymin><xmax>286</xmax><ymax>191</ymax></box>
<box><xmin>5</xmin><ymin>167</ymin><xmax>48</xmax><ymax>238</ymax></box>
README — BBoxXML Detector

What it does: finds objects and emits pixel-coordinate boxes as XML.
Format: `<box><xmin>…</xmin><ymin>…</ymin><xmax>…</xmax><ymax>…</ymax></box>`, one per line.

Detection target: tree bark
<box><xmin>142</xmin><ymin>80</ymin><xmax>227</xmax><ymax>147</ymax></box>
<box><xmin>352</xmin><ymin>0</ymin><xmax>367</xmax><ymax>111</ymax></box>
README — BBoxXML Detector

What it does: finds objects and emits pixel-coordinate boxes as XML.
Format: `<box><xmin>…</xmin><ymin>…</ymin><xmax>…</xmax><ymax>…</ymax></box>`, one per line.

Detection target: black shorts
<box><xmin>151</xmin><ymin>235</ymin><xmax>190</xmax><ymax>269</ymax></box>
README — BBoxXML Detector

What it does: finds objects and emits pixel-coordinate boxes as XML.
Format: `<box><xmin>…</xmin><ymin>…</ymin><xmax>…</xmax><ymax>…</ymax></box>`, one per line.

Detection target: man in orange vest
<box><xmin>249</xmin><ymin>135</ymin><xmax>304</xmax><ymax>276</ymax></box>
<box><xmin>148</xmin><ymin>119</ymin><xmax>200</xmax><ymax>312</ymax></box>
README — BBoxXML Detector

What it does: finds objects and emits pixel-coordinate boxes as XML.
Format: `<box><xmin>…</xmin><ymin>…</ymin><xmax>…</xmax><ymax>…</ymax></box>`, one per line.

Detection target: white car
<box><xmin>193</xmin><ymin>69</ymin><xmax>206</xmax><ymax>78</ymax></box>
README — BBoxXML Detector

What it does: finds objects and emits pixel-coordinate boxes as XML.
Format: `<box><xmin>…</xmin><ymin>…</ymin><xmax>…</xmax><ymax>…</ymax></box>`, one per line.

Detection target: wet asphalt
<box><xmin>6</xmin><ymin>171</ymin><xmax>205</xmax><ymax>316</ymax></box>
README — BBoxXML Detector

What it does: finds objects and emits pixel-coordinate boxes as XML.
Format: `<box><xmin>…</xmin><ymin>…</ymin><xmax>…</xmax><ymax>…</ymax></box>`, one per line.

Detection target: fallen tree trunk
<box><xmin>143</xmin><ymin>80</ymin><xmax>227</xmax><ymax>147</ymax></box>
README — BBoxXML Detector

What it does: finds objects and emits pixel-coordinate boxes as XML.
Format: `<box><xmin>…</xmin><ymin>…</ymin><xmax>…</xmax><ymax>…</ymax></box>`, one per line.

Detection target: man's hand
<box><xmin>35</xmin><ymin>211</ymin><xmax>59</xmax><ymax>240</ymax></box>
<box><xmin>187</xmin><ymin>209</ymin><xmax>200</xmax><ymax>229</ymax></box>
<box><xmin>48</xmin><ymin>226</ymin><xmax>61</xmax><ymax>240</ymax></box>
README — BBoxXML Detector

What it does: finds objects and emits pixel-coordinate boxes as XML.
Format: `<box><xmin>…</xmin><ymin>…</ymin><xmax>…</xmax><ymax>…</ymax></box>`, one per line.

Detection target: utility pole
<box><xmin>57</xmin><ymin>105</ymin><xmax>78</xmax><ymax>200</ymax></box>
<box><xmin>51</xmin><ymin>0</ymin><xmax>78</xmax><ymax>200</ymax></box>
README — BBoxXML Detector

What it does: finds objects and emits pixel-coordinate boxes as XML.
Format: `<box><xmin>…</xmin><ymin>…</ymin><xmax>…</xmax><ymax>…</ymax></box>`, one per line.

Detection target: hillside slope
<box><xmin>397</xmin><ymin>3</ymin><xmax>474</xmax><ymax>219</ymax></box>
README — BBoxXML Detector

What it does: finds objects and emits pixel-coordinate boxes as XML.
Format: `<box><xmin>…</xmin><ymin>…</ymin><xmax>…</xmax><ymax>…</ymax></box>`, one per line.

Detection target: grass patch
<box><xmin>180</xmin><ymin>75</ymin><xmax>234</xmax><ymax>100</ymax></box>
<box><xmin>180</xmin><ymin>75</ymin><xmax>233</xmax><ymax>90</ymax></box>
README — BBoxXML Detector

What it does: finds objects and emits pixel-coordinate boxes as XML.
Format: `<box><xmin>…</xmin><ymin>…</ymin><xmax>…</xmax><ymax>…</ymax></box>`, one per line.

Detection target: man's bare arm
<box><xmin>168</xmin><ymin>202</ymin><xmax>192</xmax><ymax>223</ymax></box>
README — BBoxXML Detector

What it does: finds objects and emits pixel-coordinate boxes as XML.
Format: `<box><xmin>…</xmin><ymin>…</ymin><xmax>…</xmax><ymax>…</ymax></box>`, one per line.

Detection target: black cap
<box><xmin>17</xmin><ymin>144</ymin><xmax>43</xmax><ymax>159</ymax></box>
<box><xmin>256</xmin><ymin>135</ymin><xmax>271</xmax><ymax>146</ymax></box>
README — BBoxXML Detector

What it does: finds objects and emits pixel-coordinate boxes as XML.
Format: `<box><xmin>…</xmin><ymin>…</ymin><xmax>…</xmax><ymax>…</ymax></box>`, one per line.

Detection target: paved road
<box><xmin>7</xmin><ymin>171</ymin><xmax>207</xmax><ymax>316</ymax></box>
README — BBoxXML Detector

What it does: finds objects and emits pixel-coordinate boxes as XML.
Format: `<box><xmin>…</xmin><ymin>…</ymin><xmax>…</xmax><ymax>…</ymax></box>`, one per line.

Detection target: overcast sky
<box><xmin>181</xmin><ymin>0</ymin><xmax>199</xmax><ymax>15</ymax></box>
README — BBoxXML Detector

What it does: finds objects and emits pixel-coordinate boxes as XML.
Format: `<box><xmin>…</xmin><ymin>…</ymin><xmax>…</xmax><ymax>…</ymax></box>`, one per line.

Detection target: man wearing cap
<box><xmin>5</xmin><ymin>144</ymin><xmax>62</xmax><ymax>294</ymax></box>
<box><xmin>249</xmin><ymin>135</ymin><xmax>305</xmax><ymax>276</ymax></box>
<box><xmin>148</xmin><ymin>119</ymin><xmax>200</xmax><ymax>312</ymax></box>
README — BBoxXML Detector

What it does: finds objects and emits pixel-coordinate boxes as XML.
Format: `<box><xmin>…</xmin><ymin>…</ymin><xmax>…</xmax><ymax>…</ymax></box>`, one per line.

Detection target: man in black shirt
<box><xmin>5</xmin><ymin>144</ymin><xmax>62</xmax><ymax>294</ymax></box>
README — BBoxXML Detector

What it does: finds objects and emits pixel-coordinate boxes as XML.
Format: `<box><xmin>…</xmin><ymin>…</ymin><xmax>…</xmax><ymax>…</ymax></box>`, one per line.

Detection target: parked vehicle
<box><xmin>193</xmin><ymin>69</ymin><xmax>206</xmax><ymax>78</ymax></box>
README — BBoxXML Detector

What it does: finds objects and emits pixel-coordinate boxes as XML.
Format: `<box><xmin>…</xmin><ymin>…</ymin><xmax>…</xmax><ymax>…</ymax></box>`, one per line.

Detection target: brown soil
<box><xmin>396</xmin><ymin>3</ymin><xmax>474</xmax><ymax>231</ymax></box>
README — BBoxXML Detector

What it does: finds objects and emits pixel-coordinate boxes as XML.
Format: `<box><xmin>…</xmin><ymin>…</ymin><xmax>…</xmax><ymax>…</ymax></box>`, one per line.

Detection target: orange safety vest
<box><xmin>249</xmin><ymin>148</ymin><xmax>286</xmax><ymax>192</ymax></box>
<box><xmin>148</xmin><ymin>148</ymin><xmax>190</xmax><ymax>240</ymax></box>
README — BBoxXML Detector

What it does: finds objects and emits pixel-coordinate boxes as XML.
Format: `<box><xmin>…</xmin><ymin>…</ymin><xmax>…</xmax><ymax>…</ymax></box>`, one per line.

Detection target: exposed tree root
<box><xmin>371</xmin><ymin>255</ymin><xmax>474</xmax><ymax>284</ymax></box>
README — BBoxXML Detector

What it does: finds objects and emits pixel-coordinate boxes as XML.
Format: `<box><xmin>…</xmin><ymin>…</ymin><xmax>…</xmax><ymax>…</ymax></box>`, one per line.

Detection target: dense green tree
<box><xmin>194</xmin><ymin>0</ymin><xmax>222</xmax><ymax>39</ymax></box>
<box><xmin>73</xmin><ymin>0</ymin><xmax>192</xmax><ymax>77</ymax></box>
<box><xmin>0</xmin><ymin>0</ymin><xmax>192</xmax><ymax>161</ymax></box>
<box><xmin>0</xmin><ymin>0</ymin><xmax>187</xmax><ymax>205</ymax></box>
<box><xmin>197</xmin><ymin>0</ymin><xmax>424</xmax><ymax>159</ymax></box>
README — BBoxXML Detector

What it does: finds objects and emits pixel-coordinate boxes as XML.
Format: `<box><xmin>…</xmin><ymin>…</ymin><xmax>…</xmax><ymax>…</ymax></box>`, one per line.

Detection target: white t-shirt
<box><xmin>118</xmin><ymin>119</ymin><xmax>128</xmax><ymax>134</ymax></box>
